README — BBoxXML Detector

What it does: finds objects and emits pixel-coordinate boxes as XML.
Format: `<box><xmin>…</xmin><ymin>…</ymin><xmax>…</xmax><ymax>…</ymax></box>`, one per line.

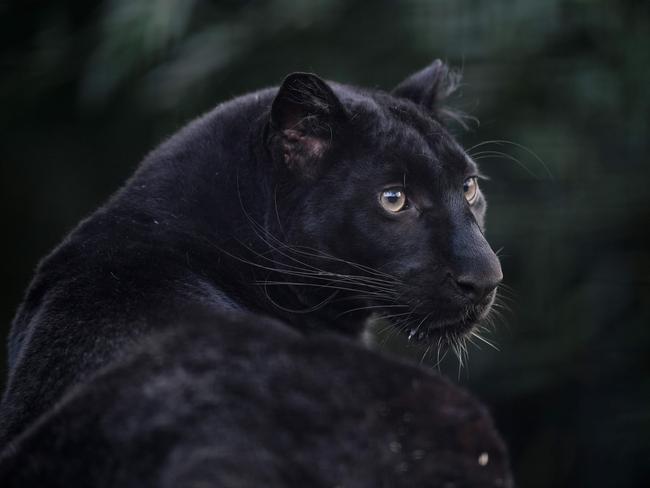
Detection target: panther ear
<box><xmin>392</xmin><ymin>60</ymin><xmax>464</xmax><ymax>125</ymax></box>
<box><xmin>269</xmin><ymin>72</ymin><xmax>347</xmax><ymax>179</ymax></box>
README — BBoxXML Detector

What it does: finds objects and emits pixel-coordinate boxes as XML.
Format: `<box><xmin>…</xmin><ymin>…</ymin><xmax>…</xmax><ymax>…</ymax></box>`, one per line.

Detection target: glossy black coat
<box><xmin>0</xmin><ymin>61</ymin><xmax>509</xmax><ymax>487</ymax></box>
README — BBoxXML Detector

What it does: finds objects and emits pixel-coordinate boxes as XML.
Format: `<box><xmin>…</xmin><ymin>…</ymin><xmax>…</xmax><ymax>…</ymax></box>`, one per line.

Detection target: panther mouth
<box><xmin>379</xmin><ymin>291</ymin><xmax>497</xmax><ymax>346</ymax></box>
<box><xmin>402</xmin><ymin>311</ymin><xmax>479</xmax><ymax>344</ymax></box>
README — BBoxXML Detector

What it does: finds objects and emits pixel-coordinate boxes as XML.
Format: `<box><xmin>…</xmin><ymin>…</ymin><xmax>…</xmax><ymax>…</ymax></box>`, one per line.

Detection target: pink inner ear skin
<box><xmin>282</xmin><ymin>129</ymin><xmax>328</xmax><ymax>176</ymax></box>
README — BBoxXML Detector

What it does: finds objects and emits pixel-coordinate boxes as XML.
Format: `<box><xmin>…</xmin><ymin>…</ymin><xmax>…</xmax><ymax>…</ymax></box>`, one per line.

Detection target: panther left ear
<box><xmin>269</xmin><ymin>72</ymin><xmax>347</xmax><ymax>179</ymax></box>
<box><xmin>392</xmin><ymin>60</ymin><xmax>463</xmax><ymax>124</ymax></box>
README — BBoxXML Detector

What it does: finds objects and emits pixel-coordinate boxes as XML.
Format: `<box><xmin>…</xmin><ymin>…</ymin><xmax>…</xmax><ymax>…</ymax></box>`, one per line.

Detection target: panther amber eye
<box><xmin>379</xmin><ymin>188</ymin><xmax>407</xmax><ymax>212</ymax></box>
<box><xmin>463</xmin><ymin>177</ymin><xmax>479</xmax><ymax>204</ymax></box>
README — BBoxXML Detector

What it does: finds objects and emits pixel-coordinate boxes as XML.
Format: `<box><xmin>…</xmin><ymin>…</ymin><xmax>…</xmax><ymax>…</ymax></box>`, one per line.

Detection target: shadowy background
<box><xmin>1</xmin><ymin>0</ymin><xmax>649</xmax><ymax>486</ymax></box>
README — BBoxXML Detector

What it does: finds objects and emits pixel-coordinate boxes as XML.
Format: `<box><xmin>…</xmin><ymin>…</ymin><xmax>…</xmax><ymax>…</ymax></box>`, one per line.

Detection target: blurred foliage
<box><xmin>1</xmin><ymin>0</ymin><xmax>649</xmax><ymax>486</ymax></box>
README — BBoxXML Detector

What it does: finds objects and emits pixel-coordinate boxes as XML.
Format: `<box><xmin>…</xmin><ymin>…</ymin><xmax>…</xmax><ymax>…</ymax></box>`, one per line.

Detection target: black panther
<box><xmin>0</xmin><ymin>60</ymin><xmax>510</xmax><ymax>487</ymax></box>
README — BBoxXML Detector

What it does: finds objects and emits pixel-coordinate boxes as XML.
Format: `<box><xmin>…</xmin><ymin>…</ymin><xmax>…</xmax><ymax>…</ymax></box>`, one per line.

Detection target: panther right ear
<box><xmin>269</xmin><ymin>72</ymin><xmax>347</xmax><ymax>179</ymax></box>
<box><xmin>392</xmin><ymin>60</ymin><xmax>464</xmax><ymax>126</ymax></box>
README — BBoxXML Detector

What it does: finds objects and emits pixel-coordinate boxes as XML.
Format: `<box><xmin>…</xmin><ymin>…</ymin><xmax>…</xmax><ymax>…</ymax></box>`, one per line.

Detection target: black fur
<box><xmin>1</xmin><ymin>60</ymin><xmax>510</xmax><ymax>486</ymax></box>
<box><xmin>0</xmin><ymin>313</ymin><xmax>511</xmax><ymax>487</ymax></box>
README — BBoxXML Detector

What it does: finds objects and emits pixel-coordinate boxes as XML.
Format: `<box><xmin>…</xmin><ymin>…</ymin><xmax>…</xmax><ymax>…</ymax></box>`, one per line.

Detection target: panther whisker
<box><xmin>496</xmin><ymin>282</ymin><xmax>517</xmax><ymax>295</ymax></box>
<box><xmin>289</xmin><ymin>246</ymin><xmax>402</xmax><ymax>283</ymax></box>
<box><xmin>225</xmin><ymin>236</ymin><xmax>399</xmax><ymax>295</ymax></box>
<box><xmin>419</xmin><ymin>344</ymin><xmax>432</xmax><ymax>366</ymax></box>
<box><xmin>224</xmin><ymin>250</ymin><xmax>389</xmax><ymax>292</ymax></box>
<box><xmin>472</xmin><ymin>151</ymin><xmax>541</xmax><ymax>180</ymax></box>
<box><xmin>336</xmin><ymin>304</ymin><xmax>409</xmax><ymax>318</ymax></box>
<box><xmin>432</xmin><ymin>338</ymin><xmax>448</xmax><ymax>370</ymax></box>
<box><xmin>376</xmin><ymin>311</ymin><xmax>414</xmax><ymax>322</ymax></box>
<box><xmin>466</xmin><ymin>138</ymin><xmax>552</xmax><ymax>178</ymax></box>
<box><xmin>237</xmin><ymin>223</ymin><xmax>403</xmax><ymax>292</ymax></box>
<box><xmin>255</xmin><ymin>281</ymin><xmax>397</xmax><ymax>300</ymax></box>
<box><xmin>466</xmin><ymin>333</ymin><xmax>481</xmax><ymax>351</ymax></box>
<box><xmin>246</xmin><ymin>211</ymin><xmax>403</xmax><ymax>284</ymax></box>
<box><xmin>379</xmin><ymin>312</ymin><xmax>415</xmax><ymax>345</ymax></box>
<box><xmin>479</xmin><ymin>139</ymin><xmax>551</xmax><ymax>176</ymax></box>
<box><xmin>408</xmin><ymin>312</ymin><xmax>433</xmax><ymax>342</ymax></box>
<box><xmin>262</xmin><ymin>286</ymin><xmax>340</xmax><ymax>314</ymax></box>
<box><xmin>469</xmin><ymin>330</ymin><xmax>500</xmax><ymax>351</ymax></box>
<box><xmin>236</xmin><ymin>197</ymin><xmax>402</xmax><ymax>285</ymax></box>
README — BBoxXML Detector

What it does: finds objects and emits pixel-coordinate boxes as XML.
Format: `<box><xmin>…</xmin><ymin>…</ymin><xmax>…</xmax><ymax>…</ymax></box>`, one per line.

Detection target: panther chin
<box><xmin>387</xmin><ymin>291</ymin><xmax>498</xmax><ymax>347</ymax></box>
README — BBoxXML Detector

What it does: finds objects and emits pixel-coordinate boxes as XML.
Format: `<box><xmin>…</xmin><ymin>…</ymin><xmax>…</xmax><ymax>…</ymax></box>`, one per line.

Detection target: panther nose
<box><xmin>455</xmin><ymin>269</ymin><xmax>502</xmax><ymax>303</ymax></box>
<box><xmin>450</xmin><ymin>220</ymin><xmax>503</xmax><ymax>303</ymax></box>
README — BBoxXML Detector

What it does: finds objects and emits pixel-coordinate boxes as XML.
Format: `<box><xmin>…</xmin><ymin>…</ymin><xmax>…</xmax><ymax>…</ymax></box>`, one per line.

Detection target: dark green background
<box><xmin>2</xmin><ymin>1</ymin><xmax>649</xmax><ymax>486</ymax></box>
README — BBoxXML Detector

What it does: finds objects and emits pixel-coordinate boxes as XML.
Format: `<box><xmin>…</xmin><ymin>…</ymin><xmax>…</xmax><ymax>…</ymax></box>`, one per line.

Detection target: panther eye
<box><xmin>463</xmin><ymin>177</ymin><xmax>479</xmax><ymax>204</ymax></box>
<box><xmin>379</xmin><ymin>187</ymin><xmax>407</xmax><ymax>213</ymax></box>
